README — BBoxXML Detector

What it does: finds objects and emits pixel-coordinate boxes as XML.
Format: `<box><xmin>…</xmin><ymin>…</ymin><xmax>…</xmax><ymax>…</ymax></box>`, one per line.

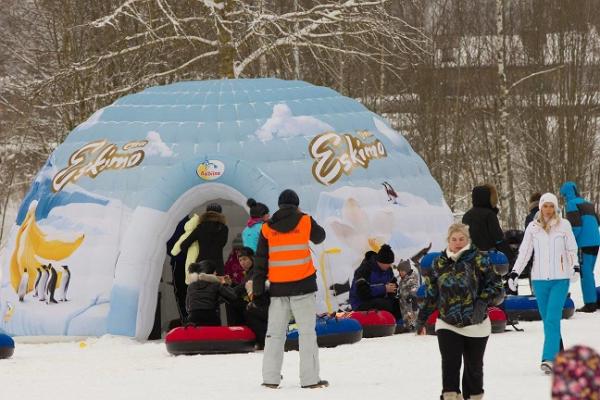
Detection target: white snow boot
<box><xmin>540</xmin><ymin>361</ymin><xmax>553</xmax><ymax>374</ymax></box>
<box><xmin>469</xmin><ymin>394</ymin><xmax>484</xmax><ymax>400</ymax></box>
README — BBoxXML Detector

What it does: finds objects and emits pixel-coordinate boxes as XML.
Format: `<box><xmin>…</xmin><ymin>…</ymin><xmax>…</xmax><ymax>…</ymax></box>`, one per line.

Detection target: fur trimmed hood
<box><xmin>199</xmin><ymin>211</ymin><xmax>226</xmax><ymax>225</ymax></box>
<box><xmin>188</xmin><ymin>273</ymin><xmax>221</xmax><ymax>284</ymax></box>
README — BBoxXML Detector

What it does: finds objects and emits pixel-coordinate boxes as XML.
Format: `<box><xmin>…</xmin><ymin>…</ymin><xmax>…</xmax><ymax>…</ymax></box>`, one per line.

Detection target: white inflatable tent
<box><xmin>0</xmin><ymin>79</ymin><xmax>452</xmax><ymax>339</ymax></box>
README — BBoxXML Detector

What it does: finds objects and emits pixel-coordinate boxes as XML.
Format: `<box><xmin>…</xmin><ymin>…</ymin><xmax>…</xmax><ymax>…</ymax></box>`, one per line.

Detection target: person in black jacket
<box><xmin>525</xmin><ymin>192</ymin><xmax>542</xmax><ymax>230</ymax></box>
<box><xmin>462</xmin><ymin>184</ymin><xmax>513</xmax><ymax>259</ymax></box>
<box><xmin>253</xmin><ymin>189</ymin><xmax>328</xmax><ymax>389</ymax></box>
<box><xmin>228</xmin><ymin>247</ymin><xmax>269</xmax><ymax>348</ymax></box>
<box><xmin>179</xmin><ymin>203</ymin><xmax>229</xmax><ymax>275</ymax></box>
<box><xmin>348</xmin><ymin>247</ymin><xmax>401</xmax><ymax>320</ymax></box>
<box><xmin>186</xmin><ymin>260</ymin><xmax>237</xmax><ymax>326</ymax></box>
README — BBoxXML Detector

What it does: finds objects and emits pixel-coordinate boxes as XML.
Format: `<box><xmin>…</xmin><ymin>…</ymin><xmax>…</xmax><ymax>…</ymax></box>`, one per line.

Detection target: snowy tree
<box><xmin>26</xmin><ymin>0</ymin><xmax>428</xmax><ymax>107</ymax></box>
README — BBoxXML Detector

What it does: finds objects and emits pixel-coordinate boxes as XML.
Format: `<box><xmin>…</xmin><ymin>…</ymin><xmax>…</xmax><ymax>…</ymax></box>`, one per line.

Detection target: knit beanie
<box><xmin>396</xmin><ymin>260</ymin><xmax>412</xmax><ymax>274</ymax></box>
<box><xmin>539</xmin><ymin>193</ymin><xmax>559</xmax><ymax>211</ymax></box>
<box><xmin>278</xmin><ymin>189</ymin><xmax>299</xmax><ymax>207</ymax></box>
<box><xmin>552</xmin><ymin>345</ymin><xmax>600</xmax><ymax>399</ymax></box>
<box><xmin>376</xmin><ymin>244</ymin><xmax>395</xmax><ymax>264</ymax></box>
<box><xmin>206</xmin><ymin>202</ymin><xmax>222</xmax><ymax>213</ymax></box>
<box><xmin>247</xmin><ymin>198</ymin><xmax>270</xmax><ymax>218</ymax></box>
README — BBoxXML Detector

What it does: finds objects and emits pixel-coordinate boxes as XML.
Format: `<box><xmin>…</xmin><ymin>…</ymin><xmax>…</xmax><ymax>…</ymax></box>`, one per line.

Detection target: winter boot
<box><xmin>441</xmin><ymin>392</ymin><xmax>463</xmax><ymax>400</ymax></box>
<box><xmin>301</xmin><ymin>380</ymin><xmax>329</xmax><ymax>389</ymax></box>
<box><xmin>576</xmin><ymin>303</ymin><xmax>597</xmax><ymax>313</ymax></box>
<box><xmin>541</xmin><ymin>360</ymin><xmax>553</xmax><ymax>374</ymax></box>
<box><xmin>469</xmin><ymin>394</ymin><xmax>484</xmax><ymax>400</ymax></box>
<box><xmin>261</xmin><ymin>383</ymin><xmax>280</xmax><ymax>389</ymax></box>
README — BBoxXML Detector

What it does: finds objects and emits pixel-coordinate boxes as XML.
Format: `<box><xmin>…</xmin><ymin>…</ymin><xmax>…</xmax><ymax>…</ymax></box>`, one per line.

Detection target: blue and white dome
<box><xmin>0</xmin><ymin>79</ymin><xmax>451</xmax><ymax>339</ymax></box>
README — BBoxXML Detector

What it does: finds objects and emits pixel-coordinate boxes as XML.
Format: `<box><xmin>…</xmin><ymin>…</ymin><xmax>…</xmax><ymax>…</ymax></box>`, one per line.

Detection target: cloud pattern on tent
<box><xmin>0</xmin><ymin>79</ymin><xmax>452</xmax><ymax>339</ymax></box>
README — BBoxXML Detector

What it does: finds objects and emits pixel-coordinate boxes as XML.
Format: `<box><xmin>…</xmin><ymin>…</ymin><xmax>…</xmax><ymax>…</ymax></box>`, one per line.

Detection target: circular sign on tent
<box><xmin>197</xmin><ymin>159</ymin><xmax>225</xmax><ymax>181</ymax></box>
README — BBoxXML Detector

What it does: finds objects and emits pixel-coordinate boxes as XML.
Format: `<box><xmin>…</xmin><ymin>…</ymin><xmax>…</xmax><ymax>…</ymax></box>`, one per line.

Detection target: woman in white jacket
<box><xmin>508</xmin><ymin>193</ymin><xmax>580</xmax><ymax>373</ymax></box>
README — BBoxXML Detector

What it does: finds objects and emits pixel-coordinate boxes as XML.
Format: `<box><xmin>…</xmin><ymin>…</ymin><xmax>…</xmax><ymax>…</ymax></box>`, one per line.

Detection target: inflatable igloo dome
<box><xmin>0</xmin><ymin>79</ymin><xmax>452</xmax><ymax>339</ymax></box>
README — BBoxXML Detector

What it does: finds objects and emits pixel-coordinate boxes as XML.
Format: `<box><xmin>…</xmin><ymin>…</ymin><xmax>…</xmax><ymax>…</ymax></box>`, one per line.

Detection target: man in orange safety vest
<box><xmin>252</xmin><ymin>189</ymin><xmax>327</xmax><ymax>389</ymax></box>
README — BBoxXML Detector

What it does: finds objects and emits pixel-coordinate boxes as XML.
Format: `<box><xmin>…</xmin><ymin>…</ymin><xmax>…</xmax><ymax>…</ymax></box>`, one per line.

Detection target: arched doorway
<box><xmin>157</xmin><ymin>193</ymin><xmax>249</xmax><ymax>337</ymax></box>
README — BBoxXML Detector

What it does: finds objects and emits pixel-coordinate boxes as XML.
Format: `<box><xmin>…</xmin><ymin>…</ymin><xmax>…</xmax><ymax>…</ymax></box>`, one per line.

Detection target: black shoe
<box><xmin>261</xmin><ymin>383</ymin><xmax>279</xmax><ymax>389</ymax></box>
<box><xmin>576</xmin><ymin>303</ymin><xmax>597</xmax><ymax>313</ymax></box>
<box><xmin>301</xmin><ymin>380</ymin><xmax>329</xmax><ymax>389</ymax></box>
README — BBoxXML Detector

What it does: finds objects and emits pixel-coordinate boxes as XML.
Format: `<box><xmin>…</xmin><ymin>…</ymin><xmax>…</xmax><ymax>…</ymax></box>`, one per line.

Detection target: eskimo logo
<box><xmin>197</xmin><ymin>159</ymin><xmax>225</xmax><ymax>181</ymax></box>
<box><xmin>309</xmin><ymin>131</ymin><xmax>387</xmax><ymax>186</ymax></box>
<box><xmin>52</xmin><ymin>139</ymin><xmax>147</xmax><ymax>192</ymax></box>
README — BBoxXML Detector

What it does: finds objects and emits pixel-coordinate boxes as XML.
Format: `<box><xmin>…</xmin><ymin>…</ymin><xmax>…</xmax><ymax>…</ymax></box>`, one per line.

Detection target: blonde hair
<box><xmin>536</xmin><ymin>208</ymin><xmax>560</xmax><ymax>232</ymax></box>
<box><xmin>447</xmin><ymin>223</ymin><xmax>471</xmax><ymax>243</ymax></box>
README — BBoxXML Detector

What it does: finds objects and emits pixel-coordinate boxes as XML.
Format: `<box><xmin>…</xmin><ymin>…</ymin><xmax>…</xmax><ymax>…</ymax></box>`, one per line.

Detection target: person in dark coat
<box><xmin>166</xmin><ymin>215</ymin><xmax>190</xmax><ymax>323</ymax></box>
<box><xmin>462</xmin><ymin>184</ymin><xmax>513</xmax><ymax>259</ymax></box>
<box><xmin>228</xmin><ymin>247</ymin><xmax>269</xmax><ymax>348</ymax></box>
<box><xmin>525</xmin><ymin>192</ymin><xmax>542</xmax><ymax>229</ymax></box>
<box><xmin>349</xmin><ymin>245</ymin><xmax>401</xmax><ymax>320</ymax></box>
<box><xmin>179</xmin><ymin>203</ymin><xmax>229</xmax><ymax>275</ymax></box>
<box><xmin>185</xmin><ymin>260</ymin><xmax>237</xmax><ymax>326</ymax></box>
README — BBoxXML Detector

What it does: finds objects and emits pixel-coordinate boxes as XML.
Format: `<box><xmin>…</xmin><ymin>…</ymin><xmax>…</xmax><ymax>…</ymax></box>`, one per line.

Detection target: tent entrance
<box><xmin>155</xmin><ymin>193</ymin><xmax>249</xmax><ymax>337</ymax></box>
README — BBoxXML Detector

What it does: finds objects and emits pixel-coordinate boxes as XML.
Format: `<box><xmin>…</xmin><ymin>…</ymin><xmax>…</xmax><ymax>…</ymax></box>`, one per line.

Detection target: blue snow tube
<box><xmin>596</xmin><ymin>287</ymin><xmax>600</xmax><ymax>307</ymax></box>
<box><xmin>0</xmin><ymin>333</ymin><xmax>15</xmax><ymax>359</ymax></box>
<box><xmin>487</xmin><ymin>250</ymin><xmax>509</xmax><ymax>276</ymax></box>
<box><xmin>285</xmin><ymin>315</ymin><xmax>362</xmax><ymax>351</ymax></box>
<box><xmin>504</xmin><ymin>295</ymin><xmax>575</xmax><ymax>321</ymax></box>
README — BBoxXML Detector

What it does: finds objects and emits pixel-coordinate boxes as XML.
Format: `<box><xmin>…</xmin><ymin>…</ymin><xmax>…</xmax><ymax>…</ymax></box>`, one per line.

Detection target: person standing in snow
<box><xmin>349</xmin><ymin>246</ymin><xmax>401</xmax><ymax>320</ymax></box>
<box><xmin>252</xmin><ymin>189</ymin><xmax>328</xmax><ymax>389</ymax></box>
<box><xmin>242</xmin><ymin>198</ymin><xmax>270</xmax><ymax>252</ymax></box>
<box><xmin>507</xmin><ymin>193</ymin><xmax>580</xmax><ymax>374</ymax></box>
<box><xmin>416</xmin><ymin>223</ymin><xmax>504</xmax><ymax>400</ymax></box>
<box><xmin>559</xmin><ymin>181</ymin><xmax>600</xmax><ymax>313</ymax></box>
<box><xmin>525</xmin><ymin>192</ymin><xmax>542</xmax><ymax>229</ymax></box>
<box><xmin>462</xmin><ymin>184</ymin><xmax>514</xmax><ymax>260</ymax></box>
<box><xmin>179</xmin><ymin>203</ymin><xmax>229</xmax><ymax>275</ymax></box>
<box><xmin>395</xmin><ymin>260</ymin><xmax>420</xmax><ymax>331</ymax></box>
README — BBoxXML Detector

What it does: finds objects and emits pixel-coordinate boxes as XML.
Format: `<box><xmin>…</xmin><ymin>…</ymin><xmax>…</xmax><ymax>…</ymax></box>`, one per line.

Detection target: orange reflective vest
<box><xmin>261</xmin><ymin>214</ymin><xmax>315</xmax><ymax>283</ymax></box>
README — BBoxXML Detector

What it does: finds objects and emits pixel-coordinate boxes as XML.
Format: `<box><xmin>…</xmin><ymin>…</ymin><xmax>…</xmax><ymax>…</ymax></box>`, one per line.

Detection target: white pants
<box><xmin>262</xmin><ymin>293</ymin><xmax>320</xmax><ymax>386</ymax></box>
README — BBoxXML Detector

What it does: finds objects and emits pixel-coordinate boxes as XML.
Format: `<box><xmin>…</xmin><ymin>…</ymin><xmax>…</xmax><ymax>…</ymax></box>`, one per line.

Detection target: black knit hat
<box><xmin>194</xmin><ymin>260</ymin><xmax>216</xmax><ymax>274</ymax></box>
<box><xmin>278</xmin><ymin>189</ymin><xmax>299</xmax><ymax>206</ymax></box>
<box><xmin>238</xmin><ymin>247</ymin><xmax>255</xmax><ymax>258</ymax></box>
<box><xmin>247</xmin><ymin>198</ymin><xmax>269</xmax><ymax>218</ymax></box>
<box><xmin>206</xmin><ymin>202</ymin><xmax>222</xmax><ymax>213</ymax></box>
<box><xmin>376</xmin><ymin>244</ymin><xmax>394</xmax><ymax>264</ymax></box>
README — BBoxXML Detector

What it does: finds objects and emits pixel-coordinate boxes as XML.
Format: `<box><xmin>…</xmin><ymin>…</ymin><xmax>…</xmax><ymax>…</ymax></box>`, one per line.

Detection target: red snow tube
<box><xmin>346</xmin><ymin>310</ymin><xmax>396</xmax><ymax>338</ymax></box>
<box><xmin>425</xmin><ymin>308</ymin><xmax>507</xmax><ymax>335</ymax></box>
<box><xmin>488</xmin><ymin>307</ymin><xmax>507</xmax><ymax>333</ymax></box>
<box><xmin>165</xmin><ymin>325</ymin><xmax>256</xmax><ymax>355</ymax></box>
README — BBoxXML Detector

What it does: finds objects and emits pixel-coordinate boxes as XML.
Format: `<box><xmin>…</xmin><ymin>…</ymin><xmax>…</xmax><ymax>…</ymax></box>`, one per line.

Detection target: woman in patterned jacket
<box><xmin>416</xmin><ymin>223</ymin><xmax>504</xmax><ymax>400</ymax></box>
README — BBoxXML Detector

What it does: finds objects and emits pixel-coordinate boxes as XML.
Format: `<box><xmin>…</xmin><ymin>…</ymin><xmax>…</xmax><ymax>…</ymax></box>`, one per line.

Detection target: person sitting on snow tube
<box><xmin>227</xmin><ymin>247</ymin><xmax>269</xmax><ymax>349</ymax></box>
<box><xmin>349</xmin><ymin>244</ymin><xmax>401</xmax><ymax>321</ymax></box>
<box><xmin>186</xmin><ymin>260</ymin><xmax>237</xmax><ymax>326</ymax></box>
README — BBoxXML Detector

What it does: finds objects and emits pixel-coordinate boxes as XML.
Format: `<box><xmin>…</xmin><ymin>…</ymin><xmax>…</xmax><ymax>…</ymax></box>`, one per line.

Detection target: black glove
<box><xmin>472</xmin><ymin>300</ymin><xmax>488</xmax><ymax>324</ymax></box>
<box><xmin>507</xmin><ymin>271</ymin><xmax>519</xmax><ymax>293</ymax></box>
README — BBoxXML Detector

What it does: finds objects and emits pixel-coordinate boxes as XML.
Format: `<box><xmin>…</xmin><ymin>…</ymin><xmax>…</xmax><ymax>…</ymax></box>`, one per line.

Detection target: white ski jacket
<box><xmin>513</xmin><ymin>217</ymin><xmax>578</xmax><ymax>280</ymax></box>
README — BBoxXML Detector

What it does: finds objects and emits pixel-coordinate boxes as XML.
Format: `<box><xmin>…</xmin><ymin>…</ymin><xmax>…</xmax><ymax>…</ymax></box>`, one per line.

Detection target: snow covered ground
<box><xmin>2</xmin><ymin>269</ymin><xmax>599</xmax><ymax>400</ymax></box>
<box><xmin>0</xmin><ymin>310</ymin><xmax>598</xmax><ymax>399</ymax></box>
